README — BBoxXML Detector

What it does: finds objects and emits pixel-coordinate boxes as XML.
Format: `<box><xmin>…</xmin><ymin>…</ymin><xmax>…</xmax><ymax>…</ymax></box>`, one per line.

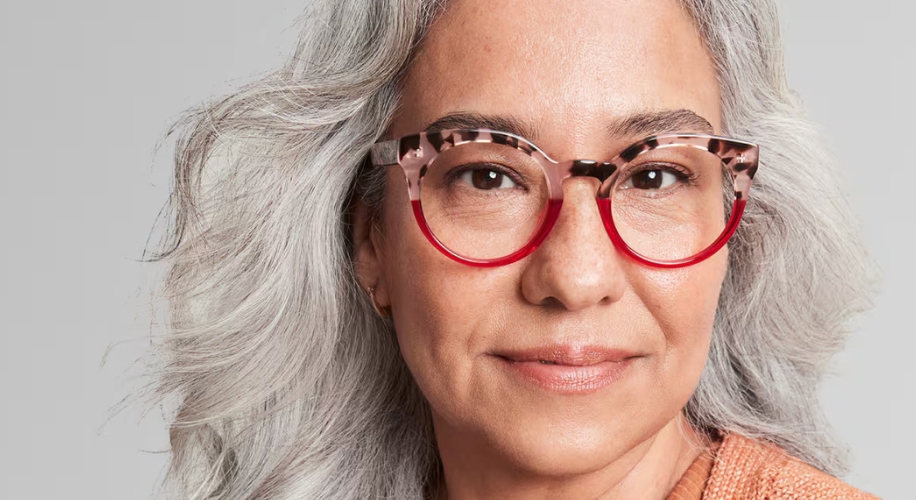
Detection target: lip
<box><xmin>493</xmin><ymin>345</ymin><xmax>640</xmax><ymax>394</ymax></box>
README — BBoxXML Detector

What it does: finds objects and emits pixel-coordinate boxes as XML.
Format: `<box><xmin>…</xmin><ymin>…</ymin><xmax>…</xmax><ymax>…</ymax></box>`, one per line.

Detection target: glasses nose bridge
<box><xmin>534</xmin><ymin>157</ymin><xmax>620</xmax><ymax>253</ymax></box>
<box><xmin>539</xmin><ymin>156</ymin><xmax>619</xmax><ymax>199</ymax></box>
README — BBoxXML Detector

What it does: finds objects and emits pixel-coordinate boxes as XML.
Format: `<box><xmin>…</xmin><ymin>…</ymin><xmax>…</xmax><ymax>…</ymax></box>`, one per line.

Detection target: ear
<box><xmin>351</xmin><ymin>199</ymin><xmax>391</xmax><ymax>309</ymax></box>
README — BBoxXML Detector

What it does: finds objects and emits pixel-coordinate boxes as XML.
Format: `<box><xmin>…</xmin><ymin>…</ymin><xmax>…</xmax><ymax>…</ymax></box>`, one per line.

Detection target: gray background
<box><xmin>0</xmin><ymin>1</ymin><xmax>911</xmax><ymax>498</ymax></box>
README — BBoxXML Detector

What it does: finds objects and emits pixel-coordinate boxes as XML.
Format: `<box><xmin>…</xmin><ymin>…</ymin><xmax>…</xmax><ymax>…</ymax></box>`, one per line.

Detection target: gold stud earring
<box><xmin>366</xmin><ymin>285</ymin><xmax>391</xmax><ymax>318</ymax></box>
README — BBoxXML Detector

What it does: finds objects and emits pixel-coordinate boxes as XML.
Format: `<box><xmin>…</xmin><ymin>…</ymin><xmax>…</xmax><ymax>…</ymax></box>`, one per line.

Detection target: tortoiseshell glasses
<box><xmin>369</xmin><ymin>129</ymin><xmax>759</xmax><ymax>268</ymax></box>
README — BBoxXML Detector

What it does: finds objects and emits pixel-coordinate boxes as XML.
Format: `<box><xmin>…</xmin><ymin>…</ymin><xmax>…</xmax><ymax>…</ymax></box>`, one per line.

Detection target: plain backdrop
<box><xmin>0</xmin><ymin>1</ymin><xmax>912</xmax><ymax>499</ymax></box>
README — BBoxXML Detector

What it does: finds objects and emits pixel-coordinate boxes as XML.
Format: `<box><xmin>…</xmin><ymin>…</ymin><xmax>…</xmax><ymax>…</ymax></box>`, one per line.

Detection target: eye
<box><xmin>621</xmin><ymin>167</ymin><xmax>684</xmax><ymax>190</ymax></box>
<box><xmin>458</xmin><ymin>167</ymin><xmax>521</xmax><ymax>190</ymax></box>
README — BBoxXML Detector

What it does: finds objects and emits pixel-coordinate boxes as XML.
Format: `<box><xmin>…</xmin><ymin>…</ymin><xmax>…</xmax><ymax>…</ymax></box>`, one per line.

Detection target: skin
<box><xmin>354</xmin><ymin>0</ymin><xmax>727</xmax><ymax>498</ymax></box>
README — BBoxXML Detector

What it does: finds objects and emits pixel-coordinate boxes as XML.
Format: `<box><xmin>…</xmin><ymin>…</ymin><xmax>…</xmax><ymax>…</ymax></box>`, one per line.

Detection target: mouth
<box><xmin>493</xmin><ymin>345</ymin><xmax>640</xmax><ymax>394</ymax></box>
<box><xmin>495</xmin><ymin>345</ymin><xmax>638</xmax><ymax>366</ymax></box>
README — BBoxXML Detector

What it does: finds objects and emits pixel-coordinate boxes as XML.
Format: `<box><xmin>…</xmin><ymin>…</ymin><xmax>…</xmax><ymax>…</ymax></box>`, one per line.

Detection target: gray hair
<box><xmin>148</xmin><ymin>0</ymin><xmax>874</xmax><ymax>498</ymax></box>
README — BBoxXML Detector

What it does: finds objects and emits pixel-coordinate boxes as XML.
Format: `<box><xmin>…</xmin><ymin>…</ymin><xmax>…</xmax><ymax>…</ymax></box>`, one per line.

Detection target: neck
<box><xmin>434</xmin><ymin>414</ymin><xmax>708</xmax><ymax>500</ymax></box>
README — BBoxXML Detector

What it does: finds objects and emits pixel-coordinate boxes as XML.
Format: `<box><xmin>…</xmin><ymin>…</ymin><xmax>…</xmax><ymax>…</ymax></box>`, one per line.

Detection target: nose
<box><xmin>520</xmin><ymin>178</ymin><xmax>627</xmax><ymax>311</ymax></box>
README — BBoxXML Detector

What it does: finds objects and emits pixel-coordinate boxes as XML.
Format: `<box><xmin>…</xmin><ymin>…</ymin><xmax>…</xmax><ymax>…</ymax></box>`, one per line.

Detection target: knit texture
<box><xmin>666</xmin><ymin>433</ymin><xmax>880</xmax><ymax>499</ymax></box>
<box><xmin>667</xmin><ymin>445</ymin><xmax>716</xmax><ymax>500</ymax></box>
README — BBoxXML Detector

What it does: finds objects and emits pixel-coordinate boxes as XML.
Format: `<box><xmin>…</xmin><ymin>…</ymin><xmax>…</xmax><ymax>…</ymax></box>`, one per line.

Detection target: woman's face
<box><xmin>358</xmin><ymin>0</ymin><xmax>725</xmax><ymax>478</ymax></box>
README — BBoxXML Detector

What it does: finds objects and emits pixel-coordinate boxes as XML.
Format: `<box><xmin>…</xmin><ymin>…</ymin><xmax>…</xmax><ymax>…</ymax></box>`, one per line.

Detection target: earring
<box><xmin>366</xmin><ymin>285</ymin><xmax>392</xmax><ymax>318</ymax></box>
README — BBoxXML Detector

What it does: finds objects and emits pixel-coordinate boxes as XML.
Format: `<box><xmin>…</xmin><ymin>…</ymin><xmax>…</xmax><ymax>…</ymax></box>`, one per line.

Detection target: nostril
<box><xmin>535</xmin><ymin>296</ymin><xmax>567</xmax><ymax>310</ymax></box>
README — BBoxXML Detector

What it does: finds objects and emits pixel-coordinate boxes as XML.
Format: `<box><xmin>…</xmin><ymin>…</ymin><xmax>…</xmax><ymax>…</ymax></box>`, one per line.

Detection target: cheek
<box><xmin>377</xmin><ymin>175</ymin><xmax>511</xmax><ymax>408</ymax></box>
<box><xmin>634</xmin><ymin>250</ymin><xmax>727</xmax><ymax>383</ymax></box>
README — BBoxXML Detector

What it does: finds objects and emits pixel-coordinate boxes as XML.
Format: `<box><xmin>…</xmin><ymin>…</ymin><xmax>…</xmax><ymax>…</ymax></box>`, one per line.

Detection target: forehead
<box><xmin>393</xmin><ymin>0</ymin><xmax>722</xmax><ymax>152</ymax></box>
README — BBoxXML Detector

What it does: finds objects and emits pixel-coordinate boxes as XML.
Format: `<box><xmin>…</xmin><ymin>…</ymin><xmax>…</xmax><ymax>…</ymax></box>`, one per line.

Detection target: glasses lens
<box><xmin>607</xmin><ymin>144</ymin><xmax>732</xmax><ymax>262</ymax></box>
<box><xmin>419</xmin><ymin>141</ymin><xmax>549</xmax><ymax>260</ymax></box>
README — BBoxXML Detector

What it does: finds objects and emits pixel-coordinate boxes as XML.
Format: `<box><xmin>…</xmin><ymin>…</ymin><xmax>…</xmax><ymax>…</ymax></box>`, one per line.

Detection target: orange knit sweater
<box><xmin>666</xmin><ymin>434</ymin><xmax>879</xmax><ymax>500</ymax></box>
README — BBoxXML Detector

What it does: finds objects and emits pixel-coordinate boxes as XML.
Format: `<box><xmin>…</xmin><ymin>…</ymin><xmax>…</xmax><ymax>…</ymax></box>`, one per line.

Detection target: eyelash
<box><xmin>620</xmin><ymin>162</ymin><xmax>697</xmax><ymax>187</ymax></box>
<box><xmin>445</xmin><ymin>163</ymin><xmax>529</xmax><ymax>190</ymax></box>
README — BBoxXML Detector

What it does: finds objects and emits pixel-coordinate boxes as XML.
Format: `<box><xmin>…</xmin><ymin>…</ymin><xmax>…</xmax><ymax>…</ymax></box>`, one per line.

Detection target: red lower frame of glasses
<box><xmin>411</xmin><ymin>198</ymin><xmax>747</xmax><ymax>269</ymax></box>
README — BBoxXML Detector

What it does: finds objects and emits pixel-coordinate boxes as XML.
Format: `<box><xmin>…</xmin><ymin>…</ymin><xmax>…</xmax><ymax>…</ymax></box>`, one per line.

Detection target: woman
<box><xmin>152</xmin><ymin>0</ymin><xmax>876</xmax><ymax>498</ymax></box>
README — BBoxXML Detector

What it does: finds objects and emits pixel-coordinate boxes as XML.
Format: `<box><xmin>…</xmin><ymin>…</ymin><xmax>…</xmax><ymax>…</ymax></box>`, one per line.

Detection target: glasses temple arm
<box><xmin>369</xmin><ymin>139</ymin><xmax>399</xmax><ymax>167</ymax></box>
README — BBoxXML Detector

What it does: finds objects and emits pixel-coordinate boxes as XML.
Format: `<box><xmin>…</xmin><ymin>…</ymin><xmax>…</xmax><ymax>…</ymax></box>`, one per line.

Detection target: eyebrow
<box><xmin>608</xmin><ymin>109</ymin><xmax>715</xmax><ymax>137</ymax></box>
<box><xmin>423</xmin><ymin>112</ymin><xmax>539</xmax><ymax>139</ymax></box>
<box><xmin>421</xmin><ymin>108</ymin><xmax>714</xmax><ymax>141</ymax></box>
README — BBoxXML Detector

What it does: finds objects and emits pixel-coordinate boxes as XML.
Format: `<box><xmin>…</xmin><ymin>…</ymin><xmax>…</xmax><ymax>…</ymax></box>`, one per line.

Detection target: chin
<box><xmin>468</xmin><ymin>403</ymin><xmax>661</xmax><ymax>477</ymax></box>
<box><xmin>497</xmin><ymin>428</ymin><xmax>629</xmax><ymax>478</ymax></box>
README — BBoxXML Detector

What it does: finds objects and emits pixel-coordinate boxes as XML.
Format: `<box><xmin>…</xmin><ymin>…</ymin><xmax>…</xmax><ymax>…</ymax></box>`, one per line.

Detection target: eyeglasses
<box><xmin>369</xmin><ymin>129</ymin><xmax>758</xmax><ymax>268</ymax></box>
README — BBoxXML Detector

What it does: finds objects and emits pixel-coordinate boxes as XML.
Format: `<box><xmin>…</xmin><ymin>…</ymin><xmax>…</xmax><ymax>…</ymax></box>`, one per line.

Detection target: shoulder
<box><xmin>703</xmin><ymin>433</ymin><xmax>880</xmax><ymax>500</ymax></box>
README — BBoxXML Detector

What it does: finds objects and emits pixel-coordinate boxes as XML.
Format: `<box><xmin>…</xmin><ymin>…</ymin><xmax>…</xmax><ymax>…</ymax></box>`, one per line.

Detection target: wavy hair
<box><xmin>148</xmin><ymin>0</ymin><xmax>874</xmax><ymax>498</ymax></box>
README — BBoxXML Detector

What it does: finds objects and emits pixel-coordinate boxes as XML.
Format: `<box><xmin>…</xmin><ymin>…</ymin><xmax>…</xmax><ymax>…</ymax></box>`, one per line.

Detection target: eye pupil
<box><xmin>472</xmin><ymin>169</ymin><xmax>505</xmax><ymax>189</ymax></box>
<box><xmin>632</xmin><ymin>170</ymin><xmax>663</xmax><ymax>189</ymax></box>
